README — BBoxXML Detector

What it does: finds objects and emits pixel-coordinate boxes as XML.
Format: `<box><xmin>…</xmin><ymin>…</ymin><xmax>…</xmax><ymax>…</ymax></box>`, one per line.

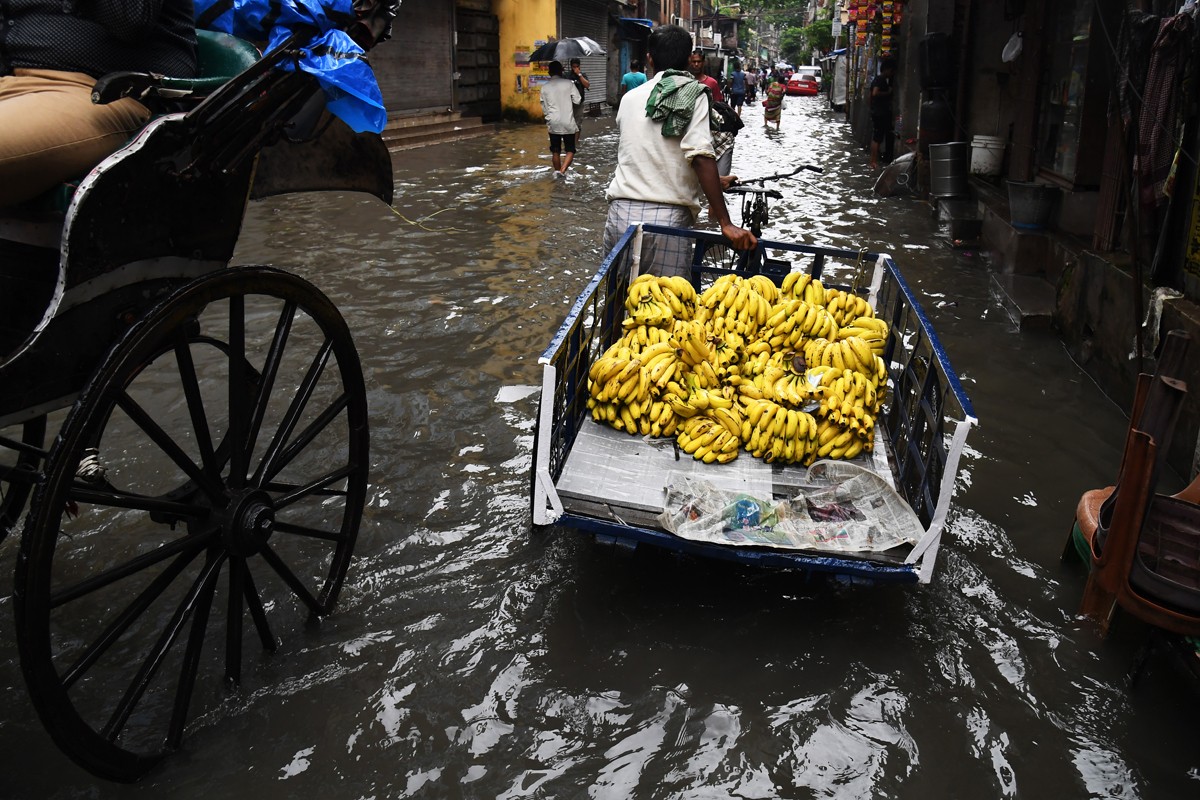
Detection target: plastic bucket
<box><xmin>929</xmin><ymin>141</ymin><xmax>969</xmax><ymax>197</ymax></box>
<box><xmin>1007</xmin><ymin>181</ymin><xmax>1056</xmax><ymax>229</ymax></box>
<box><xmin>970</xmin><ymin>135</ymin><xmax>1005</xmax><ymax>176</ymax></box>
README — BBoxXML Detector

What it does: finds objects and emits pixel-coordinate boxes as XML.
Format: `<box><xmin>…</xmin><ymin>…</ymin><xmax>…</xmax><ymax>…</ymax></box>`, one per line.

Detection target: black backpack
<box><xmin>711</xmin><ymin>99</ymin><xmax>744</xmax><ymax>133</ymax></box>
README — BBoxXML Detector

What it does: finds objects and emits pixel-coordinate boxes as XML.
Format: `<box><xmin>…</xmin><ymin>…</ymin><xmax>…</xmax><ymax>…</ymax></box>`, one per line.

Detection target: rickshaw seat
<box><xmin>166</xmin><ymin>29</ymin><xmax>262</xmax><ymax>94</ymax></box>
<box><xmin>15</xmin><ymin>31</ymin><xmax>261</xmax><ymax>218</ymax></box>
<box><xmin>92</xmin><ymin>30</ymin><xmax>261</xmax><ymax>105</ymax></box>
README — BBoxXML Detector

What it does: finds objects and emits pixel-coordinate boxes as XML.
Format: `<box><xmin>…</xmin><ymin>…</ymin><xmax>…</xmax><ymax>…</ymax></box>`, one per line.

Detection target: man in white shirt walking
<box><xmin>540</xmin><ymin>60</ymin><xmax>581</xmax><ymax>175</ymax></box>
<box><xmin>603</xmin><ymin>24</ymin><xmax>756</xmax><ymax>277</ymax></box>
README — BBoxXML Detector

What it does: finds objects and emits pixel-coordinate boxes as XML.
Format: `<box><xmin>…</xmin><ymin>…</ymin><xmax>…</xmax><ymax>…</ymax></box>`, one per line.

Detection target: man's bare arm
<box><xmin>692</xmin><ymin>155</ymin><xmax>757</xmax><ymax>251</ymax></box>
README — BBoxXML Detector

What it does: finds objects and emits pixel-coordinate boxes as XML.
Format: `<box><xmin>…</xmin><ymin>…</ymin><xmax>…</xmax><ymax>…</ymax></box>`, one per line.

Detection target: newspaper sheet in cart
<box><xmin>658</xmin><ymin>461</ymin><xmax>925</xmax><ymax>553</ymax></box>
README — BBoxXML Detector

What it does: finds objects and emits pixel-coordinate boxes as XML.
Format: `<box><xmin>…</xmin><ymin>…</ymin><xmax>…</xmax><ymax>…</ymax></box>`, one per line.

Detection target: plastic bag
<box><xmin>710</xmin><ymin>99</ymin><xmax>744</xmax><ymax>133</ymax></box>
<box><xmin>658</xmin><ymin>464</ymin><xmax>926</xmax><ymax>553</ymax></box>
<box><xmin>1001</xmin><ymin>32</ymin><xmax>1023</xmax><ymax>63</ymax></box>
<box><xmin>194</xmin><ymin>0</ymin><xmax>388</xmax><ymax>133</ymax></box>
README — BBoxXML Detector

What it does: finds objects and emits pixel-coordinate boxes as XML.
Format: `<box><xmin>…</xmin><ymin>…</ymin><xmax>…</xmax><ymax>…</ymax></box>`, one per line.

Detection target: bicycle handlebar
<box><xmin>731</xmin><ymin>164</ymin><xmax>824</xmax><ymax>187</ymax></box>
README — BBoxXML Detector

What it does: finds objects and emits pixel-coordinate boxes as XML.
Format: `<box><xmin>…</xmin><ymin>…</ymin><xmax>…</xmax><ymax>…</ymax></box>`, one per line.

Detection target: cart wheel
<box><xmin>1</xmin><ymin>416</ymin><xmax>47</xmax><ymax>542</ymax></box>
<box><xmin>698</xmin><ymin>241</ymin><xmax>738</xmax><ymax>273</ymax></box>
<box><xmin>14</xmin><ymin>267</ymin><xmax>368</xmax><ymax>781</ymax></box>
<box><xmin>697</xmin><ymin>241</ymin><xmax>760</xmax><ymax>277</ymax></box>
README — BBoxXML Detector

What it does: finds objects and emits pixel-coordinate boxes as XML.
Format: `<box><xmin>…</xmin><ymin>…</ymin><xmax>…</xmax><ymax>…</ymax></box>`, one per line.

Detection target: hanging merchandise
<box><xmin>1001</xmin><ymin>31</ymin><xmax>1023</xmax><ymax>62</ymax></box>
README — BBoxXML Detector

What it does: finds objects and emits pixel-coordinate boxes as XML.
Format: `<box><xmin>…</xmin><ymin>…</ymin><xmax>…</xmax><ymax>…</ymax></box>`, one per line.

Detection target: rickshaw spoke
<box><xmin>225</xmin><ymin>556</ymin><xmax>246</xmax><ymax>686</ymax></box>
<box><xmin>258</xmin><ymin>542</ymin><xmax>325</xmax><ymax>614</ymax></box>
<box><xmin>262</xmin><ymin>480</ymin><xmax>346</xmax><ymax>498</ymax></box>
<box><xmin>114</xmin><ymin>391</ymin><xmax>224</xmax><ymax>500</ymax></box>
<box><xmin>174</xmin><ymin>337</ymin><xmax>218</xmax><ymax>479</ymax></box>
<box><xmin>101</xmin><ymin>551</ymin><xmax>226</xmax><ymax>743</ymax></box>
<box><xmin>67</xmin><ymin>483</ymin><xmax>209</xmax><ymax>519</ymax></box>
<box><xmin>273</xmin><ymin>520</ymin><xmax>343</xmax><ymax>542</ymax></box>
<box><xmin>262</xmin><ymin>393</ymin><xmax>349</xmax><ymax>485</ymax></box>
<box><xmin>272</xmin><ymin>464</ymin><xmax>355</xmax><ymax>509</ymax></box>
<box><xmin>227</xmin><ymin>295</ymin><xmax>248</xmax><ymax>490</ymax></box>
<box><xmin>251</xmin><ymin>339</ymin><xmax>332</xmax><ymax>486</ymax></box>
<box><xmin>244</xmin><ymin>301</ymin><xmax>297</xmax><ymax>467</ymax></box>
<box><xmin>243</xmin><ymin>567</ymin><xmax>277</xmax><ymax>652</ymax></box>
<box><xmin>51</xmin><ymin>529</ymin><xmax>213</xmax><ymax>609</ymax></box>
<box><xmin>168</xmin><ymin>553</ymin><xmax>219</xmax><ymax>749</ymax></box>
<box><xmin>60</xmin><ymin>543</ymin><xmax>207</xmax><ymax>689</ymax></box>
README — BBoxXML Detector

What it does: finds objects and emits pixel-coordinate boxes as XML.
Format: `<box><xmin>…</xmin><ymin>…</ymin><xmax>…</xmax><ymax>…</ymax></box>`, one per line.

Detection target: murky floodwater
<box><xmin>3</xmin><ymin>95</ymin><xmax>1199</xmax><ymax>799</ymax></box>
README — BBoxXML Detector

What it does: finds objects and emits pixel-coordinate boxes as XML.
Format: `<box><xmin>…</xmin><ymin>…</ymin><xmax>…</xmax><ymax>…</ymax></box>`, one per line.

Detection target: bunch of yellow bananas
<box><xmin>696</xmin><ymin>274</ymin><xmax>773</xmax><ymax>339</ymax></box>
<box><xmin>762</xmin><ymin>298</ymin><xmax>838</xmax><ymax>350</ymax></box>
<box><xmin>586</xmin><ymin>339</ymin><xmax>684</xmax><ymax>436</ymax></box>
<box><xmin>585</xmin><ymin>270</ymin><xmax>894</xmax><ymax>466</ymax></box>
<box><xmin>803</xmin><ymin>335</ymin><xmax>878</xmax><ymax>374</ymax></box>
<box><xmin>814</xmin><ymin>417</ymin><xmax>865</xmax><ymax>460</ymax></box>
<box><xmin>781</xmin><ymin>271</ymin><xmax>828</xmax><ymax>307</ymax></box>
<box><xmin>813</xmin><ymin>368</ymin><xmax>882</xmax><ymax>457</ymax></box>
<box><xmin>740</xmin><ymin>398</ymin><xmax>819</xmax><ymax>464</ymax></box>
<box><xmin>624</xmin><ymin>274</ymin><xmax>697</xmax><ymax>323</ymax></box>
<box><xmin>619</xmin><ymin>321</ymin><xmax>673</xmax><ymax>354</ymax></box>
<box><xmin>676</xmin><ymin>415</ymin><xmax>741</xmax><ymax>464</ymax></box>
<box><xmin>823</xmin><ymin>288</ymin><xmax>874</xmax><ymax>327</ymax></box>
<box><xmin>835</xmin><ymin>315</ymin><xmax>888</xmax><ymax>356</ymax></box>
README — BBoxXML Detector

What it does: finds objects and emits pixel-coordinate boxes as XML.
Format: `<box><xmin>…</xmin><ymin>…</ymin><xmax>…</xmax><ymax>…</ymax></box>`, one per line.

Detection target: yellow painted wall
<box><xmin>495</xmin><ymin>0</ymin><xmax>558</xmax><ymax>120</ymax></box>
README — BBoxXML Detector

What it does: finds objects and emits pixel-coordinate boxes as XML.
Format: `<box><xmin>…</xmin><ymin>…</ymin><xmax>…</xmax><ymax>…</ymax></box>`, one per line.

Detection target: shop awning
<box><xmin>617</xmin><ymin>17</ymin><xmax>652</xmax><ymax>39</ymax></box>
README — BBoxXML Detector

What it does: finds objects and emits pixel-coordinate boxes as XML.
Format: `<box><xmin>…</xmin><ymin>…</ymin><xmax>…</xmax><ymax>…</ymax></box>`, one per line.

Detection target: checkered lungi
<box><xmin>603</xmin><ymin>199</ymin><xmax>697</xmax><ymax>278</ymax></box>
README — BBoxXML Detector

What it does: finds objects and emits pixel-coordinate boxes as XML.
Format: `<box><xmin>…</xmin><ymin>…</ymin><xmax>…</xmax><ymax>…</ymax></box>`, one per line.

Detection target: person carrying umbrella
<box><xmin>540</xmin><ymin>60</ymin><xmax>581</xmax><ymax>176</ymax></box>
<box><xmin>568</xmin><ymin>58</ymin><xmax>589</xmax><ymax>144</ymax></box>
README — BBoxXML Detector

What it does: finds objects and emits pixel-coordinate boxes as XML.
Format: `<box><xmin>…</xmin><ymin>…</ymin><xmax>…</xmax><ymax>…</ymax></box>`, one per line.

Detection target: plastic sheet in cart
<box><xmin>657</xmin><ymin>461</ymin><xmax>925</xmax><ymax>553</ymax></box>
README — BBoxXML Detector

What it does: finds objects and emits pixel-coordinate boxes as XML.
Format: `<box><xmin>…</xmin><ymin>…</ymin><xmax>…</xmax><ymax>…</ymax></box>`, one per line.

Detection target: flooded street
<box><xmin>3</xmin><ymin>95</ymin><xmax>1199</xmax><ymax>798</ymax></box>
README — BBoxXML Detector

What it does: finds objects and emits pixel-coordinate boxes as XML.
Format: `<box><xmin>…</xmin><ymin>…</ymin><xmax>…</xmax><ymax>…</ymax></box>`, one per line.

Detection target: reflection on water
<box><xmin>2</xmin><ymin>96</ymin><xmax>1199</xmax><ymax>798</ymax></box>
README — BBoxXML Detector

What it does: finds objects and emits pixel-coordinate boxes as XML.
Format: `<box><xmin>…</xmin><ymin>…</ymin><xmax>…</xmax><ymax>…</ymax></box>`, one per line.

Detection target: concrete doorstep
<box><xmin>382</xmin><ymin>111</ymin><xmax>500</xmax><ymax>152</ymax></box>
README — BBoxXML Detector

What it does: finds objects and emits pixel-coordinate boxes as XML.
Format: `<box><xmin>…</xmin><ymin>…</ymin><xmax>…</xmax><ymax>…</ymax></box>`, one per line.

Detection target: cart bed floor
<box><xmin>557</xmin><ymin>419</ymin><xmax>894</xmax><ymax>523</ymax></box>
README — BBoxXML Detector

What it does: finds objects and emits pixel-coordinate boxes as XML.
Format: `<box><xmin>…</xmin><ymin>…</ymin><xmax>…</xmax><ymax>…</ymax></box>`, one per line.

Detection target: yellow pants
<box><xmin>0</xmin><ymin>69</ymin><xmax>149</xmax><ymax>208</ymax></box>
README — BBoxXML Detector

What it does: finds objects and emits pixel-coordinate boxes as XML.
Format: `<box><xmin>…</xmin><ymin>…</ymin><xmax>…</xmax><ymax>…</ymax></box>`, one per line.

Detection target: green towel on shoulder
<box><xmin>645</xmin><ymin>69</ymin><xmax>710</xmax><ymax>137</ymax></box>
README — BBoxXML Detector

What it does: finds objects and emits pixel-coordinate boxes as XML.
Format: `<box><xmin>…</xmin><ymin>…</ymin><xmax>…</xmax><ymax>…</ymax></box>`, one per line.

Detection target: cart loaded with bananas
<box><xmin>532</xmin><ymin>226</ymin><xmax>978</xmax><ymax>584</ymax></box>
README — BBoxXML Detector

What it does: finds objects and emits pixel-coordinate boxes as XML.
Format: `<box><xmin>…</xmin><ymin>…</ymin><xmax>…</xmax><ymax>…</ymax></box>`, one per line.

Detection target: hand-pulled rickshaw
<box><xmin>0</xmin><ymin>15</ymin><xmax>393</xmax><ymax>781</ymax></box>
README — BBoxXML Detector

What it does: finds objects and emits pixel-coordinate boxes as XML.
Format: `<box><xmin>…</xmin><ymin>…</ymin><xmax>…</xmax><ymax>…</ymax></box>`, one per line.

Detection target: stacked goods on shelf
<box><xmin>585</xmin><ymin>273</ymin><xmax>891</xmax><ymax>465</ymax></box>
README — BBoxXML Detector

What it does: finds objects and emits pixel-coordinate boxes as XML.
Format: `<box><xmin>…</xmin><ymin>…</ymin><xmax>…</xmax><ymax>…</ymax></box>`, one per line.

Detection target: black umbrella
<box><xmin>529</xmin><ymin>37</ymin><xmax>606</xmax><ymax>63</ymax></box>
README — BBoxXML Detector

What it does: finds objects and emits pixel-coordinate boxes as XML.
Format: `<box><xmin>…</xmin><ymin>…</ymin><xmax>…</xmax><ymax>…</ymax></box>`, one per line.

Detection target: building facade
<box><xmin>838</xmin><ymin>0</ymin><xmax>1200</xmax><ymax>472</ymax></box>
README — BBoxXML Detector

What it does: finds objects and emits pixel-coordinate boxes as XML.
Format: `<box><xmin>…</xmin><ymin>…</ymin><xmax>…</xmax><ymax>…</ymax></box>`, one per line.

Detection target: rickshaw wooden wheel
<box><xmin>13</xmin><ymin>266</ymin><xmax>369</xmax><ymax>782</ymax></box>
<box><xmin>1</xmin><ymin>416</ymin><xmax>47</xmax><ymax>542</ymax></box>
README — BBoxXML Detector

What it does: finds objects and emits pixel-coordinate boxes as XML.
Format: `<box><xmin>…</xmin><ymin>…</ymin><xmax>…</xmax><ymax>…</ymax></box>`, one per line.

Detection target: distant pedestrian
<box><xmin>728</xmin><ymin>61</ymin><xmax>746</xmax><ymax>118</ymax></box>
<box><xmin>569</xmin><ymin>57</ymin><xmax>590</xmax><ymax>143</ymax></box>
<box><xmin>619</xmin><ymin>59</ymin><xmax>647</xmax><ymax>105</ymax></box>
<box><xmin>687</xmin><ymin>50</ymin><xmax>734</xmax><ymax>176</ymax></box>
<box><xmin>870</xmin><ymin>58</ymin><xmax>897</xmax><ymax>170</ymax></box>
<box><xmin>745</xmin><ymin>67</ymin><xmax>757</xmax><ymax>102</ymax></box>
<box><xmin>763</xmin><ymin>71</ymin><xmax>785</xmax><ymax>129</ymax></box>
<box><xmin>540</xmin><ymin>60</ymin><xmax>581</xmax><ymax>175</ymax></box>
<box><xmin>687</xmin><ymin>50</ymin><xmax>723</xmax><ymax>102</ymax></box>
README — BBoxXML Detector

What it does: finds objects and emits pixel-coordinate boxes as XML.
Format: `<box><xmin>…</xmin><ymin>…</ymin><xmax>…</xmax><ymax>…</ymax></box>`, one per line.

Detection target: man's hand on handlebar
<box><xmin>721</xmin><ymin>221</ymin><xmax>757</xmax><ymax>251</ymax></box>
<box><xmin>720</xmin><ymin>174</ymin><xmax>739</xmax><ymax>191</ymax></box>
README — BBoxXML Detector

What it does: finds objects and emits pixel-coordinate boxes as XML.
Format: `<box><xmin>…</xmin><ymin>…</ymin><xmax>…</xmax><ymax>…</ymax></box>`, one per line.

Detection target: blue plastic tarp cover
<box><xmin>194</xmin><ymin>0</ymin><xmax>387</xmax><ymax>134</ymax></box>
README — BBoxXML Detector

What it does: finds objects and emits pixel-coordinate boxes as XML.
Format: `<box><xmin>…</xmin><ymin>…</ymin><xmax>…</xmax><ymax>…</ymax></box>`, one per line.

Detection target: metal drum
<box><xmin>929</xmin><ymin>141</ymin><xmax>969</xmax><ymax>197</ymax></box>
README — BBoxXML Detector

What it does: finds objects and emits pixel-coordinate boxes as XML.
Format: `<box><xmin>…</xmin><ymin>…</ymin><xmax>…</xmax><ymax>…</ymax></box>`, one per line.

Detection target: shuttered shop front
<box><xmin>372</xmin><ymin>0</ymin><xmax>455</xmax><ymax>115</ymax></box>
<box><xmin>560</xmin><ymin>0</ymin><xmax>607</xmax><ymax>106</ymax></box>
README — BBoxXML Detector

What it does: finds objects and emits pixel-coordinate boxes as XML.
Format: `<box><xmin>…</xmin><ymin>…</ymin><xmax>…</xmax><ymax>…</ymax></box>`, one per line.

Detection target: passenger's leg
<box><xmin>0</xmin><ymin>70</ymin><xmax>149</xmax><ymax>208</ymax></box>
